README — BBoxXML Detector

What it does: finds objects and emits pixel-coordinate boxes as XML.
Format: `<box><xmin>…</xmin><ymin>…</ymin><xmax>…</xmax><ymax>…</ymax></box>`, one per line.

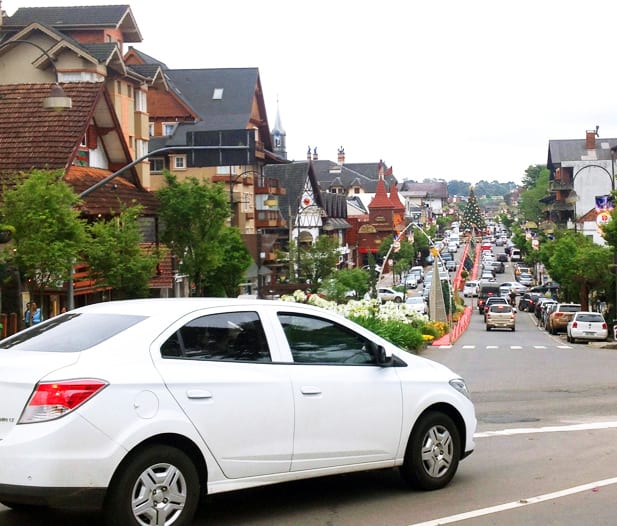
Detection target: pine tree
<box><xmin>461</xmin><ymin>186</ymin><xmax>486</xmax><ymax>234</ymax></box>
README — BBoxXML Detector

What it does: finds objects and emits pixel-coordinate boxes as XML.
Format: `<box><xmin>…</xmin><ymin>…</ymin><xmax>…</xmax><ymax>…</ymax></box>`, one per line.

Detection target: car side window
<box><xmin>161</xmin><ymin>311</ymin><xmax>271</xmax><ymax>362</ymax></box>
<box><xmin>278</xmin><ymin>312</ymin><xmax>375</xmax><ymax>365</ymax></box>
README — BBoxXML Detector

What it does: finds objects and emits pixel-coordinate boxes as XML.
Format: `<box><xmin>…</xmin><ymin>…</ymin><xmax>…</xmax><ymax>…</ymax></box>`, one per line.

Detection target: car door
<box><xmin>276</xmin><ymin>311</ymin><xmax>403</xmax><ymax>471</ymax></box>
<box><xmin>152</xmin><ymin>308</ymin><xmax>294</xmax><ymax>479</ymax></box>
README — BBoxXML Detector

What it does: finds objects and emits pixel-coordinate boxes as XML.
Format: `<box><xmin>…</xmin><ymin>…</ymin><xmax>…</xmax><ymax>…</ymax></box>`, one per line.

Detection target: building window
<box><xmin>163</xmin><ymin>123</ymin><xmax>176</xmax><ymax>136</ymax></box>
<box><xmin>173</xmin><ymin>155</ymin><xmax>187</xmax><ymax>170</ymax></box>
<box><xmin>217</xmin><ymin>165</ymin><xmax>236</xmax><ymax>175</ymax></box>
<box><xmin>243</xmin><ymin>193</ymin><xmax>251</xmax><ymax>212</ymax></box>
<box><xmin>212</xmin><ymin>88</ymin><xmax>224</xmax><ymax>100</ymax></box>
<box><xmin>150</xmin><ymin>158</ymin><xmax>165</xmax><ymax>173</ymax></box>
<box><xmin>148</xmin><ymin>123</ymin><xmax>154</xmax><ymax>137</ymax></box>
<box><xmin>135</xmin><ymin>90</ymin><xmax>147</xmax><ymax>112</ymax></box>
<box><xmin>136</xmin><ymin>139</ymin><xmax>147</xmax><ymax>160</ymax></box>
<box><xmin>127</xmin><ymin>85</ymin><xmax>133</xmax><ymax>98</ymax></box>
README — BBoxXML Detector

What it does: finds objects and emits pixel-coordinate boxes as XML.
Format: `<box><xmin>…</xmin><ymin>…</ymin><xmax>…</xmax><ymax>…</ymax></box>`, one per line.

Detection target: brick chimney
<box><xmin>586</xmin><ymin>128</ymin><xmax>598</xmax><ymax>149</ymax></box>
<box><xmin>337</xmin><ymin>146</ymin><xmax>345</xmax><ymax>164</ymax></box>
<box><xmin>312</xmin><ymin>147</ymin><xmax>318</xmax><ymax>161</ymax></box>
<box><xmin>307</xmin><ymin>146</ymin><xmax>312</xmax><ymax>161</ymax></box>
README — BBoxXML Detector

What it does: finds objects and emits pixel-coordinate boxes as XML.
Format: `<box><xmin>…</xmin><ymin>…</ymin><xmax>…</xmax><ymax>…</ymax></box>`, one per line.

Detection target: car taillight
<box><xmin>572</xmin><ymin>321</ymin><xmax>578</xmax><ymax>328</ymax></box>
<box><xmin>19</xmin><ymin>379</ymin><xmax>108</xmax><ymax>424</ymax></box>
<box><xmin>602</xmin><ymin>322</ymin><xmax>607</xmax><ymax>329</ymax></box>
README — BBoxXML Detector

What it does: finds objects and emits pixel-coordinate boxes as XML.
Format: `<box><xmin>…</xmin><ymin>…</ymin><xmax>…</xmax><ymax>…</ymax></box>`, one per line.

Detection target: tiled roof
<box><xmin>66</xmin><ymin>166</ymin><xmax>159</xmax><ymax>217</ymax></box>
<box><xmin>0</xmin><ymin>82</ymin><xmax>102</xmax><ymax>172</ymax></box>
<box><xmin>4</xmin><ymin>5</ymin><xmax>142</xmax><ymax>42</ymax></box>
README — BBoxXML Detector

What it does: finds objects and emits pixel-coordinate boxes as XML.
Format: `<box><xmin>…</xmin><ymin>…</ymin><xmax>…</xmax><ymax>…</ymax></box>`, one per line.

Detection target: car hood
<box><xmin>0</xmin><ymin>350</ymin><xmax>79</xmax><ymax>440</ymax></box>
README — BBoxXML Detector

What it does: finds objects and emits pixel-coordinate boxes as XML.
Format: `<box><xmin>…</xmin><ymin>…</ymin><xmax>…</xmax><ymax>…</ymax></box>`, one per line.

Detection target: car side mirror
<box><xmin>367</xmin><ymin>341</ymin><xmax>392</xmax><ymax>366</ymax></box>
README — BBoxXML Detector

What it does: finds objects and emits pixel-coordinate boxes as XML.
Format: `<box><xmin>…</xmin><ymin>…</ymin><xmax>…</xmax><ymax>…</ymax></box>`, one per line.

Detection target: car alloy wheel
<box><xmin>401</xmin><ymin>412</ymin><xmax>460</xmax><ymax>491</ymax></box>
<box><xmin>104</xmin><ymin>445</ymin><xmax>200</xmax><ymax>526</ymax></box>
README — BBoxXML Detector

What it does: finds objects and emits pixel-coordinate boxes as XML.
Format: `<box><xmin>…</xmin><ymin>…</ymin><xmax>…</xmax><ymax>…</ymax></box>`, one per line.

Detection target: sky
<box><xmin>4</xmin><ymin>0</ymin><xmax>617</xmax><ymax>185</ymax></box>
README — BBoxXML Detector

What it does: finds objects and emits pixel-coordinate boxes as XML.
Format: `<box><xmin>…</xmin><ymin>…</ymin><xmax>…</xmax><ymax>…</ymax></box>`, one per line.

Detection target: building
<box><xmin>546</xmin><ymin>128</ymin><xmax>617</xmax><ymax>244</ymax></box>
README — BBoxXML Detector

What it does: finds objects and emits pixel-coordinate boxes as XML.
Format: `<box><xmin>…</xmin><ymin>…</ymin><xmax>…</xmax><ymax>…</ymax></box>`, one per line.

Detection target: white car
<box><xmin>404</xmin><ymin>274</ymin><xmax>418</xmax><ymax>289</ymax></box>
<box><xmin>0</xmin><ymin>299</ymin><xmax>476</xmax><ymax>525</ymax></box>
<box><xmin>463</xmin><ymin>280</ymin><xmax>479</xmax><ymax>297</ymax></box>
<box><xmin>376</xmin><ymin>287</ymin><xmax>405</xmax><ymax>303</ymax></box>
<box><xmin>566</xmin><ymin>311</ymin><xmax>609</xmax><ymax>343</ymax></box>
<box><xmin>405</xmin><ymin>296</ymin><xmax>428</xmax><ymax>314</ymax></box>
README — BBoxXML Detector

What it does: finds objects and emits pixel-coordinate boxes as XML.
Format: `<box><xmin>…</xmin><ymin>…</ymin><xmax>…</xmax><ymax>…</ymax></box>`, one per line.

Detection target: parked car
<box><xmin>518</xmin><ymin>292</ymin><xmax>542</xmax><ymax>312</ymax></box>
<box><xmin>404</xmin><ymin>274</ymin><xmax>418</xmax><ymax>289</ymax></box>
<box><xmin>499</xmin><ymin>281</ymin><xmax>528</xmax><ymax>295</ymax></box>
<box><xmin>405</xmin><ymin>296</ymin><xmax>428</xmax><ymax>315</ymax></box>
<box><xmin>0</xmin><ymin>298</ymin><xmax>477</xmax><ymax>524</ymax></box>
<box><xmin>463</xmin><ymin>280</ymin><xmax>479</xmax><ymax>298</ymax></box>
<box><xmin>376</xmin><ymin>287</ymin><xmax>405</xmax><ymax>303</ymax></box>
<box><xmin>518</xmin><ymin>273</ymin><xmax>535</xmax><ymax>287</ymax></box>
<box><xmin>547</xmin><ymin>303</ymin><xmax>582</xmax><ymax>334</ymax></box>
<box><xmin>567</xmin><ymin>311</ymin><xmax>608</xmax><ymax>343</ymax></box>
<box><xmin>485</xmin><ymin>303</ymin><xmax>516</xmax><ymax>331</ymax></box>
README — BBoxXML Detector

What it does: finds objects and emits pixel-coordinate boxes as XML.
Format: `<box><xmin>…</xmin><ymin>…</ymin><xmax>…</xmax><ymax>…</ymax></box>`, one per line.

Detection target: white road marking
<box><xmin>407</xmin><ymin>476</ymin><xmax>617</xmax><ymax>526</ymax></box>
<box><xmin>408</xmin><ymin>421</ymin><xmax>617</xmax><ymax>526</ymax></box>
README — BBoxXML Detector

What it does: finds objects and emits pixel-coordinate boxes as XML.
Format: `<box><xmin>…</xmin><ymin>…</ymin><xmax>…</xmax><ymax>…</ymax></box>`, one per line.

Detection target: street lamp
<box><xmin>0</xmin><ymin>39</ymin><xmax>72</xmax><ymax>111</ymax></box>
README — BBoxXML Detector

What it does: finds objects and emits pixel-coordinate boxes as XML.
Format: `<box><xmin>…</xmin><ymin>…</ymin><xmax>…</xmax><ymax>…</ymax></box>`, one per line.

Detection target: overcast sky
<box><xmin>5</xmin><ymin>0</ymin><xmax>617</xmax><ymax>185</ymax></box>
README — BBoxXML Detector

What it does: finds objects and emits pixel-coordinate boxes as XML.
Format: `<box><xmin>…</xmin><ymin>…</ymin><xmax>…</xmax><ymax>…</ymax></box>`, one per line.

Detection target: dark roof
<box><xmin>398</xmin><ymin>181</ymin><xmax>449</xmax><ymax>199</ymax></box>
<box><xmin>163</xmin><ymin>68</ymin><xmax>261</xmax><ymax>139</ymax></box>
<box><xmin>547</xmin><ymin>138</ymin><xmax>617</xmax><ymax>169</ymax></box>
<box><xmin>0</xmin><ymin>82</ymin><xmax>103</xmax><ymax>172</ymax></box>
<box><xmin>4</xmin><ymin>5</ymin><xmax>142</xmax><ymax>42</ymax></box>
<box><xmin>310</xmin><ymin>160</ymin><xmax>397</xmax><ymax>193</ymax></box>
<box><xmin>126</xmin><ymin>46</ymin><xmax>168</xmax><ymax>68</ymax></box>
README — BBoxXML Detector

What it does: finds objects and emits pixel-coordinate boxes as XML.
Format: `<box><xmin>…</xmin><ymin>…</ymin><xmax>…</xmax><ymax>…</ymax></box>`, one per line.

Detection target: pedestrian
<box><xmin>509</xmin><ymin>290</ymin><xmax>517</xmax><ymax>307</ymax></box>
<box><xmin>23</xmin><ymin>302</ymin><xmax>31</xmax><ymax>328</ymax></box>
<box><xmin>30</xmin><ymin>302</ymin><xmax>43</xmax><ymax>325</ymax></box>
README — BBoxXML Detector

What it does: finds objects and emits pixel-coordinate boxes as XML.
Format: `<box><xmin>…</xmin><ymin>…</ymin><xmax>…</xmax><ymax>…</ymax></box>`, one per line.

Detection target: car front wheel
<box><xmin>401</xmin><ymin>412</ymin><xmax>460</xmax><ymax>491</ymax></box>
<box><xmin>104</xmin><ymin>445</ymin><xmax>201</xmax><ymax>526</ymax></box>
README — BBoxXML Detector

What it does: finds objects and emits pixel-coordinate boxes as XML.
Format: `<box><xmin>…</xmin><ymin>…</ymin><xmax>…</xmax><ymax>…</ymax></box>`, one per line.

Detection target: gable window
<box><xmin>150</xmin><ymin>157</ymin><xmax>165</xmax><ymax>173</ymax></box>
<box><xmin>163</xmin><ymin>123</ymin><xmax>177</xmax><ymax>136</ymax></box>
<box><xmin>173</xmin><ymin>155</ymin><xmax>187</xmax><ymax>170</ymax></box>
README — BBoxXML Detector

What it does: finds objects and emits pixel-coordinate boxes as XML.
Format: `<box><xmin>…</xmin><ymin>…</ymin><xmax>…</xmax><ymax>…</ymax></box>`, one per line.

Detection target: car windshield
<box><xmin>0</xmin><ymin>313</ymin><xmax>146</xmax><ymax>352</ymax></box>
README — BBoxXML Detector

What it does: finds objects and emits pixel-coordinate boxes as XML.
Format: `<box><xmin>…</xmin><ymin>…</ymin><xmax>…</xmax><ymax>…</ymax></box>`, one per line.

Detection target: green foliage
<box><xmin>157</xmin><ymin>172</ymin><xmax>231</xmax><ymax>296</ymax></box>
<box><xmin>1</xmin><ymin>170</ymin><xmax>87</xmax><ymax>293</ymax></box>
<box><xmin>298</xmin><ymin>235</ymin><xmax>339</xmax><ymax>288</ymax></box>
<box><xmin>207</xmin><ymin>227</ymin><xmax>252</xmax><ymax>297</ymax></box>
<box><xmin>348</xmin><ymin>315</ymin><xmax>424</xmax><ymax>352</ymax></box>
<box><xmin>521</xmin><ymin>165</ymin><xmax>547</xmax><ymax>190</ymax></box>
<box><xmin>447</xmin><ymin>179</ymin><xmax>518</xmax><ymax>197</ymax></box>
<box><xmin>320</xmin><ymin>268</ymin><xmax>369</xmax><ymax>303</ymax></box>
<box><xmin>518</xmin><ymin>168</ymin><xmax>549</xmax><ymax>221</ymax></box>
<box><xmin>85</xmin><ymin>205</ymin><xmax>158</xmax><ymax>299</ymax></box>
<box><xmin>461</xmin><ymin>187</ymin><xmax>486</xmax><ymax>232</ymax></box>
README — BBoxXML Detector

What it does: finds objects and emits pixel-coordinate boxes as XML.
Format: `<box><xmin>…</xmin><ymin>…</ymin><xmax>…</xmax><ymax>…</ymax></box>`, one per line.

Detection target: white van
<box><xmin>510</xmin><ymin>248</ymin><xmax>521</xmax><ymax>262</ymax></box>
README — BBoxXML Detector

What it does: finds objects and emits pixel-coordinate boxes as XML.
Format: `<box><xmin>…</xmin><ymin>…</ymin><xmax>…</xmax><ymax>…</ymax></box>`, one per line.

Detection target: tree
<box><xmin>518</xmin><ymin>168</ymin><xmax>549</xmax><ymax>221</ymax></box>
<box><xmin>207</xmin><ymin>226</ymin><xmax>253</xmax><ymax>297</ymax></box>
<box><xmin>85</xmin><ymin>205</ymin><xmax>158</xmax><ymax>299</ymax></box>
<box><xmin>298</xmin><ymin>235</ymin><xmax>339</xmax><ymax>289</ymax></box>
<box><xmin>1</xmin><ymin>170</ymin><xmax>87</xmax><ymax>303</ymax></box>
<box><xmin>460</xmin><ymin>186</ymin><xmax>486</xmax><ymax>234</ymax></box>
<box><xmin>521</xmin><ymin>165</ymin><xmax>547</xmax><ymax>190</ymax></box>
<box><xmin>156</xmin><ymin>172</ymin><xmax>233</xmax><ymax>297</ymax></box>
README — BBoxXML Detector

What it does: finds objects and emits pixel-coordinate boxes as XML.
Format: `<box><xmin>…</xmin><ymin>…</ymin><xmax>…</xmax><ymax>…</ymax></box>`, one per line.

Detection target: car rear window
<box><xmin>560</xmin><ymin>305</ymin><xmax>581</xmax><ymax>312</ymax></box>
<box><xmin>489</xmin><ymin>305</ymin><xmax>512</xmax><ymax>313</ymax></box>
<box><xmin>576</xmin><ymin>313</ymin><xmax>604</xmax><ymax>323</ymax></box>
<box><xmin>0</xmin><ymin>313</ymin><xmax>146</xmax><ymax>352</ymax></box>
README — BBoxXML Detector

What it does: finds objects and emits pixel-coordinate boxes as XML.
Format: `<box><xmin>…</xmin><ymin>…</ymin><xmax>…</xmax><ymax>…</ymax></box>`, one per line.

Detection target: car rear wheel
<box><xmin>104</xmin><ymin>445</ymin><xmax>201</xmax><ymax>526</ymax></box>
<box><xmin>401</xmin><ymin>412</ymin><xmax>460</xmax><ymax>491</ymax></box>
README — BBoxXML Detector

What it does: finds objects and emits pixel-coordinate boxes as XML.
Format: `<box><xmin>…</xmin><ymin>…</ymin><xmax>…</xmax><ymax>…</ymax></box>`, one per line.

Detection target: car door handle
<box><xmin>186</xmin><ymin>389</ymin><xmax>213</xmax><ymax>399</ymax></box>
<box><xmin>300</xmin><ymin>386</ymin><xmax>322</xmax><ymax>395</ymax></box>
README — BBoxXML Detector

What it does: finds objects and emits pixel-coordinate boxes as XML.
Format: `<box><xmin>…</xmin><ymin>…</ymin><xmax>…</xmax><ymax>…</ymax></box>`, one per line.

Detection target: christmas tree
<box><xmin>461</xmin><ymin>186</ymin><xmax>486</xmax><ymax>234</ymax></box>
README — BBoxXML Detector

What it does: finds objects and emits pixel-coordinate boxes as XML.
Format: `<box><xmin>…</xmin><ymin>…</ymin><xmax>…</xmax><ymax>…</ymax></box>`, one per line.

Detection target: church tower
<box><xmin>271</xmin><ymin>97</ymin><xmax>287</xmax><ymax>159</ymax></box>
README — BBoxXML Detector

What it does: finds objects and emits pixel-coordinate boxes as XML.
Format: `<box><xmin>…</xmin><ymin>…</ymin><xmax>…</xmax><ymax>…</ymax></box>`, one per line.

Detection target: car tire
<box><xmin>104</xmin><ymin>445</ymin><xmax>201</xmax><ymax>526</ymax></box>
<box><xmin>486</xmin><ymin>325</ymin><xmax>490</xmax><ymax>331</ymax></box>
<box><xmin>394</xmin><ymin>297</ymin><xmax>402</xmax><ymax>303</ymax></box>
<box><xmin>400</xmin><ymin>412</ymin><xmax>460</xmax><ymax>491</ymax></box>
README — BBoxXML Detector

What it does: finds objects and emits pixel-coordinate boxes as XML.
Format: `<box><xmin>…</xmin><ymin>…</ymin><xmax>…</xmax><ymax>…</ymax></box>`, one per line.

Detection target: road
<box><xmin>2</xmin><ymin>249</ymin><xmax>617</xmax><ymax>525</ymax></box>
